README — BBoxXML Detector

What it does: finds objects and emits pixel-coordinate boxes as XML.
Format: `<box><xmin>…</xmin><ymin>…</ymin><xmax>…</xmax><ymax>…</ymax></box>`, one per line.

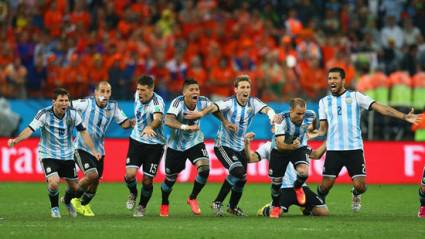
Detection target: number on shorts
<box><xmin>149</xmin><ymin>164</ymin><xmax>158</xmax><ymax>174</ymax></box>
<box><xmin>201</xmin><ymin>148</ymin><xmax>208</xmax><ymax>157</ymax></box>
<box><xmin>362</xmin><ymin>163</ymin><xmax>366</xmax><ymax>174</ymax></box>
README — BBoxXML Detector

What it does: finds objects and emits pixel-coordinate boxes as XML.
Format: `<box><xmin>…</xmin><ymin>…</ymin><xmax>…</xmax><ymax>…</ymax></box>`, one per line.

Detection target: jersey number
<box><xmin>337</xmin><ymin>106</ymin><xmax>342</xmax><ymax>115</ymax></box>
<box><xmin>201</xmin><ymin>148</ymin><xmax>208</xmax><ymax>157</ymax></box>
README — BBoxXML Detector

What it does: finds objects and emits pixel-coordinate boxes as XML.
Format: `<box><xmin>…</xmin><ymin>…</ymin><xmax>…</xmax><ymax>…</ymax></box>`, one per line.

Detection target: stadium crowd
<box><xmin>0</xmin><ymin>0</ymin><xmax>423</xmax><ymax>105</ymax></box>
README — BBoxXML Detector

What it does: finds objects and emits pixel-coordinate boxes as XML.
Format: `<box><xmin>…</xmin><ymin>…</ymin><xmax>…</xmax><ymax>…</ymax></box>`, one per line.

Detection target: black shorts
<box><xmin>74</xmin><ymin>149</ymin><xmax>105</xmax><ymax>178</ymax></box>
<box><xmin>41</xmin><ymin>158</ymin><xmax>78</xmax><ymax>180</ymax></box>
<box><xmin>126</xmin><ymin>138</ymin><xmax>164</xmax><ymax>177</ymax></box>
<box><xmin>165</xmin><ymin>143</ymin><xmax>209</xmax><ymax>175</ymax></box>
<box><xmin>214</xmin><ymin>146</ymin><xmax>247</xmax><ymax>171</ymax></box>
<box><xmin>323</xmin><ymin>150</ymin><xmax>366</xmax><ymax>178</ymax></box>
<box><xmin>280</xmin><ymin>186</ymin><xmax>325</xmax><ymax>212</ymax></box>
<box><xmin>269</xmin><ymin>147</ymin><xmax>309</xmax><ymax>178</ymax></box>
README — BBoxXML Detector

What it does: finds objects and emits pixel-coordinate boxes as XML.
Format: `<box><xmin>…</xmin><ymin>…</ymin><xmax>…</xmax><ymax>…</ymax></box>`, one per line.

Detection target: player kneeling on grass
<box><xmin>244</xmin><ymin>132</ymin><xmax>328</xmax><ymax>217</ymax></box>
<box><xmin>7</xmin><ymin>88</ymin><xmax>100</xmax><ymax>218</ymax></box>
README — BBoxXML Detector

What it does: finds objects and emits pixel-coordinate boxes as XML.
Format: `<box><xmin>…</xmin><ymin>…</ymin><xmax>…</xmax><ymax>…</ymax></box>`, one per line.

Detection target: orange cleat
<box><xmin>269</xmin><ymin>206</ymin><xmax>282</xmax><ymax>218</ymax></box>
<box><xmin>187</xmin><ymin>198</ymin><xmax>201</xmax><ymax>215</ymax></box>
<box><xmin>294</xmin><ymin>187</ymin><xmax>306</xmax><ymax>205</ymax></box>
<box><xmin>160</xmin><ymin>204</ymin><xmax>169</xmax><ymax>217</ymax></box>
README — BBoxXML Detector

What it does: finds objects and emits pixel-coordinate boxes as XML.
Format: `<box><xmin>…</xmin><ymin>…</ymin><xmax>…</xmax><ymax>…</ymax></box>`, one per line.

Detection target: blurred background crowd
<box><xmin>0</xmin><ymin>0</ymin><xmax>424</xmax><ymax>140</ymax></box>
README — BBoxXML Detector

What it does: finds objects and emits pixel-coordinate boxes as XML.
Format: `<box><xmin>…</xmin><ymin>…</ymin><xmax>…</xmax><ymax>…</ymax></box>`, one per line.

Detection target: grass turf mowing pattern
<box><xmin>0</xmin><ymin>183</ymin><xmax>424</xmax><ymax>239</ymax></box>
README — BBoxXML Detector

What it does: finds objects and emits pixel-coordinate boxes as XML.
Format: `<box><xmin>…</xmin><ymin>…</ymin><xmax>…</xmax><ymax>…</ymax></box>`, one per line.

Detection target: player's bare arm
<box><xmin>165</xmin><ymin>113</ymin><xmax>199</xmax><ymax>132</ymax></box>
<box><xmin>371</xmin><ymin>103</ymin><xmax>422</xmax><ymax>124</ymax></box>
<box><xmin>244</xmin><ymin>132</ymin><xmax>259</xmax><ymax>163</ymax></box>
<box><xmin>275</xmin><ymin>135</ymin><xmax>301</xmax><ymax>151</ymax></box>
<box><xmin>309</xmin><ymin>141</ymin><xmax>327</xmax><ymax>159</ymax></box>
<box><xmin>80</xmin><ymin>130</ymin><xmax>101</xmax><ymax>160</ymax></box>
<box><xmin>260</xmin><ymin>106</ymin><xmax>278</xmax><ymax>124</ymax></box>
<box><xmin>120</xmin><ymin>118</ymin><xmax>135</xmax><ymax>129</ymax></box>
<box><xmin>7</xmin><ymin>127</ymin><xmax>34</xmax><ymax>147</ymax></box>
<box><xmin>142</xmin><ymin>113</ymin><xmax>163</xmax><ymax>137</ymax></box>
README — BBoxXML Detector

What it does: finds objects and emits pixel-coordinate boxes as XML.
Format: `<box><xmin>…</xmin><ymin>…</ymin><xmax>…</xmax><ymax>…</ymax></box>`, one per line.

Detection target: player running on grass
<box><xmin>70</xmin><ymin>81</ymin><xmax>134</xmax><ymax>216</ymax></box>
<box><xmin>159</xmin><ymin>78</ymin><xmax>231</xmax><ymax>217</ymax></box>
<box><xmin>8</xmin><ymin>88</ymin><xmax>100</xmax><ymax>218</ymax></box>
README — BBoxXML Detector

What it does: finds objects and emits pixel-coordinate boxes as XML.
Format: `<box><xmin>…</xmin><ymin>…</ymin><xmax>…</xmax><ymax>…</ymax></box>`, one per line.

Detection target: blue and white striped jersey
<box><xmin>29</xmin><ymin>106</ymin><xmax>85</xmax><ymax>161</ymax></box>
<box><xmin>319</xmin><ymin>91</ymin><xmax>374</xmax><ymax>151</ymax></box>
<box><xmin>166</xmin><ymin>95</ymin><xmax>212</xmax><ymax>151</ymax></box>
<box><xmin>272</xmin><ymin>110</ymin><xmax>316</xmax><ymax>150</ymax></box>
<box><xmin>72</xmin><ymin>97</ymin><xmax>128</xmax><ymax>156</ymax></box>
<box><xmin>215</xmin><ymin>96</ymin><xmax>267</xmax><ymax>151</ymax></box>
<box><xmin>130</xmin><ymin>92</ymin><xmax>165</xmax><ymax>145</ymax></box>
<box><xmin>256</xmin><ymin>141</ymin><xmax>305</xmax><ymax>188</ymax></box>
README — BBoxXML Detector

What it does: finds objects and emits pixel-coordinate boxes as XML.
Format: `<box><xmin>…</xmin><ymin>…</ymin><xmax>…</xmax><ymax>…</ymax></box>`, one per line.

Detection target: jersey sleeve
<box><xmin>167</xmin><ymin>98</ymin><xmax>182</xmax><ymax>116</ymax></box>
<box><xmin>215</xmin><ymin>98</ymin><xmax>232</xmax><ymax>112</ymax></box>
<box><xmin>28</xmin><ymin>110</ymin><xmax>46</xmax><ymax>131</ymax></box>
<box><xmin>113</xmin><ymin>103</ymin><xmax>128</xmax><ymax>124</ymax></box>
<box><xmin>71</xmin><ymin>99</ymin><xmax>89</xmax><ymax>111</ymax></box>
<box><xmin>318</xmin><ymin>98</ymin><xmax>327</xmax><ymax>120</ymax></box>
<box><xmin>253</xmin><ymin>97</ymin><xmax>267</xmax><ymax>114</ymax></box>
<box><xmin>73</xmin><ymin>111</ymin><xmax>86</xmax><ymax>131</ymax></box>
<box><xmin>355</xmin><ymin>91</ymin><xmax>375</xmax><ymax>110</ymax></box>
<box><xmin>274</xmin><ymin>122</ymin><xmax>286</xmax><ymax>137</ymax></box>
<box><xmin>201</xmin><ymin>97</ymin><xmax>213</xmax><ymax>109</ymax></box>
<box><xmin>256</xmin><ymin>141</ymin><xmax>272</xmax><ymax>161</ymax></box>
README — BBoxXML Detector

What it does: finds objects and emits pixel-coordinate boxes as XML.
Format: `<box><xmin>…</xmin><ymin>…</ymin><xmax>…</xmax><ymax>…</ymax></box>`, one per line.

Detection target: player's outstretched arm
<box><xmin>80</xmin><ymin>130</ymin><xmax>101</xmax><ymax>160</ymax></box>
<box><xmin>120</xmin><ymin>118</ymin><xmax>135</xmax><ymax>129</ymax></box>
<box><xmin>184</xmin><ymin>104</ymin><xmax>218</xmax><ymax>120</ymax></box>
<box><xmin>371</xmin><ymin>103</ymin><xmax>422</xmax><ymax>124</ymax></box>
<box><xmin>7</xmin><ymin>127</ymin><xmax>34</xmax><ymax>147</ymax></box>
<box><xmin>165</xmin><ymin>114</ymin><xmax>199</xmax><ymax>132</ymax></box>
<box><xmin>260</xmin><ymin>106</ymin><xmax>278</xmax><ymax>124</ymax></box>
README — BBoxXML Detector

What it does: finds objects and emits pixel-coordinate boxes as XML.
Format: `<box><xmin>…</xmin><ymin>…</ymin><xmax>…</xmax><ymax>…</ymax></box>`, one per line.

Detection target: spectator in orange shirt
<box><xmin>187</xmin><ymin>55</ymin><xmax>208</xmax><ymax>94</ymax></box>
<box><xmin>61</xmin><ymin>54</ymin><xmax>88</xmax><ymax>98</ymax></box>
<box><xmin>43</xmin><ymin>2</ymin><xmax>64</xmax><ymax>37</ymax></box>
<box><xmin>208</xmin><ymin>57</ymin><xmax>234</xmax><ymax>101</ymax></box>
<box><xmin>87</xmin><ymin>54</ymin><xmax>107</xmax><ymax>91</ymax></box>
<box><xmin>69</xmin><ymin>1</ymin><xmax>91</xmax><ymax>30</ymax></box>
<box><xmin>298</xmin><ymin>57</ymin><xmax>327</xmax><ymax>100</ymax></box>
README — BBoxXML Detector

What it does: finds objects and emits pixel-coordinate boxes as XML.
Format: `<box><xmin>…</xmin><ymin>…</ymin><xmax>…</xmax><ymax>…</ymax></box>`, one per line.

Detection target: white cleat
<box><xmin>51</xmin><ymin>207</ymin><xmax>61</xmax><ymax>218</ymax></box>
<box><xmin>352</xmin><ymin>193</ymin><xmax>361</xmax><ymax>212</ymax></box>
<box><xmin>126</xmin><ymin>193</ymin><xmax>136</xmax><ymax>210</ymax></box>
<box><xmin>133</xmin><ymin>205</ymin><xmax>145</xmax><ymax>217</ymax></box>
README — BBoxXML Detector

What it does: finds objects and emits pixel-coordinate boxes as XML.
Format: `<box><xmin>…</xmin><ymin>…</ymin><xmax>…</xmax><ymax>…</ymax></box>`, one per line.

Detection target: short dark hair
<box><xmin>289</xmin><ymin>98</ymin><xmax>306</xmax><ymax>109</ymax></box>
<box><xmin>234</xmin><ymin>75</ymin><xmax>251</xmax><ymax>87</ymax></box>
<box><xmin>183</xmin><ymin>78</ymin><xmax>198</xmax><ymax>89</ymax></box>
<box><xmin>53</xmin><ymin>88</ymin><xmax>70</xmax><ymax>100</ymax></box>
<box><xmin>137</xmin><ymin>75</ymin><xmax>154</xmax><ymax>88</ymax></box>
<box><xmin>328</xmin><ymin>67</ymin><xmax>346</xmax><ymax>79</ymax></box>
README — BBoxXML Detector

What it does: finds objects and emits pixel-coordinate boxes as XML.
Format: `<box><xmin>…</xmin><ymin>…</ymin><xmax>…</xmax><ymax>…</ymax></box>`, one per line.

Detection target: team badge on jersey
<box><xmin>46</xmin><ymin>167</ymin><xmax>52</xmax><ymax>173</ymax></box>
<box><xmin>345</xmin><ymin>97</ymin><xmax>353</xmax><ymax>104</ymax></box>
<box><xmin>84</xmin><ymin>163</ymin><xmax>89</xmax><ymax>169</ymax></box>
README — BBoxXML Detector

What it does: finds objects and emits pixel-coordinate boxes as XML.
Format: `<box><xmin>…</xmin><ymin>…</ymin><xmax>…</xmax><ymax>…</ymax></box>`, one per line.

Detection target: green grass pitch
<box><xmin>0</xmin><ymin>183</ymin><xmax>424</xmax><ymax>239</ymax></box>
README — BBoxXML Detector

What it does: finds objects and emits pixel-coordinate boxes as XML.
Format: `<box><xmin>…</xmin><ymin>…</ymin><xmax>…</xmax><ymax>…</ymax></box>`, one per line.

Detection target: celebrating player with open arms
<box><xmin>8</xmin><ymin>88</ymin><xmax>100</xmax><ymax>218</ymax></box>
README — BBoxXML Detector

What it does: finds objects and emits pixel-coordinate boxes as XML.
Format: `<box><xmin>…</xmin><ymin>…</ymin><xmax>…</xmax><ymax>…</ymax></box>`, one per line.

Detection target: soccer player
<box><xmin>70</xmin><ymin>81</ymin><xmax>134</xmax><ymax>216</ymax></box>
<box><xmin>312</xmin><ymin>67</ymin><xmax>422</xmax><ymax>212</ymax></box>
<box><xmin>243</xmin><ymin>133</ymin><xmax>328</xmax><ymax>217</ymax></box>
<box><xmin>159</xmin><ymin>78</ymin><xmax>229</xmax><ymax>217</ymax></box>
<box><xmin>191</xmin><ymin>75</ymin><xmax>276</xmax><ymax>216</ymax></box>
<box><xmin>125</xmin><ymin>75</ymin><xmax>166</xmax><ymax>217</ymax></box>
<box><xmin>7</xmin><ymin>88</ymin><xmax>100</xmax><ymax>218</ymax></box>
<box><xmin>268</xmin><ymin>98</ymin><xmax>317</xmax><ymax>218</ymax></box>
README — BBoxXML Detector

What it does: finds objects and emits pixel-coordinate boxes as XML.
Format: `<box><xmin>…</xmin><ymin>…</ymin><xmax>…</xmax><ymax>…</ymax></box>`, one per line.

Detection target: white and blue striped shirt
<box><xmin>256</xmin><ymin>141</ymin><xmax>305</xmax><ymax>188</ymax></box>
<box><xmin>130</xmin><ymin>92</ymin><xmax>165</xmax><ymax>145</ymax></box>
<box><xmin>272</xmin><ymin>110</ymin><xmax>316</xmax><ymax>150</ymax></box>
<box><xmin>72</xmin><ymin>97</ymin><xmax>128</xmax><ymax>156</ymax></box>
<box><xmin>215</xmin><ymin>96</ymin><xmax>267</xmax><ymax>152</ymax></box>
<box><xmin>319</xmin><ymin>91</ymin><xmax>374</xmax><ymax>151</ymax></box>
<box><xmin>29</xmin><ymin>106</ymin><xmax>85</xmax><ymax>161</ymax></box>
<box><xmin>167</xmin><ymin>96</ymin><xmax>212</xmax><ymax>151</ymax></box>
